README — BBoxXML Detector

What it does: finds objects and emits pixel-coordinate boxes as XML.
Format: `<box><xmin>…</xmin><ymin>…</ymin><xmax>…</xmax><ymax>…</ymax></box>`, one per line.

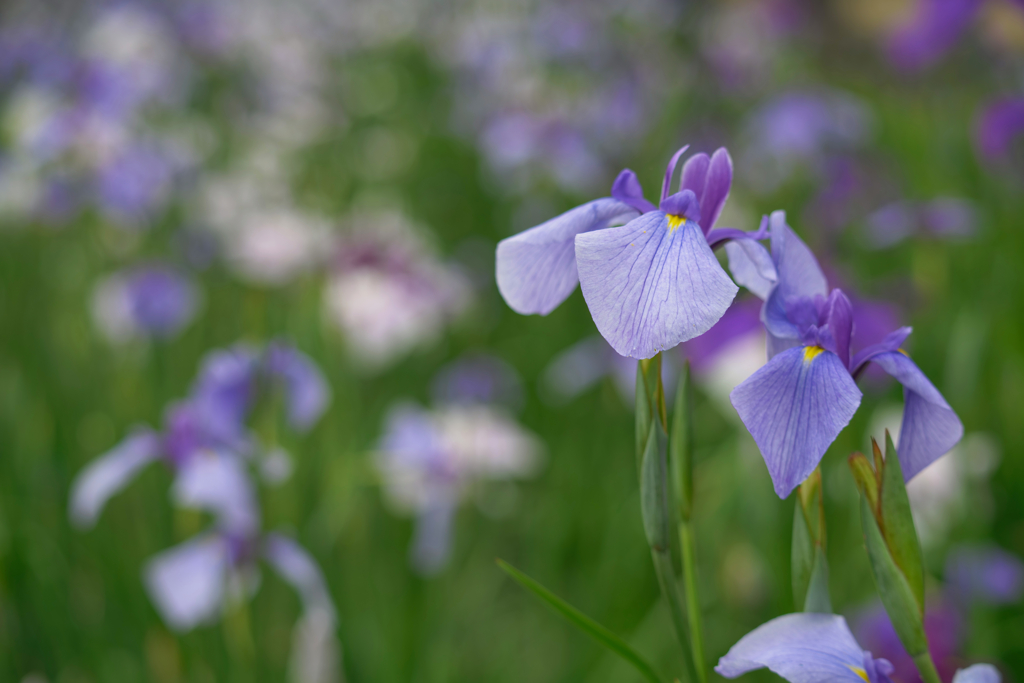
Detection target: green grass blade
<box><xmin>497</xmin><ymin>559</ymin><xmax>664</xmax><ymax>683</ymax></box>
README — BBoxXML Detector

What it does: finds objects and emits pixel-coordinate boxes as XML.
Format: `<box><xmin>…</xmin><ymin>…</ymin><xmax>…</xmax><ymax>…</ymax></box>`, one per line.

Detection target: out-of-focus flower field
<box><xmin>0</xmin><ymin>0</ymin><xmax>1022</xmax><ymax>681</ymax></box>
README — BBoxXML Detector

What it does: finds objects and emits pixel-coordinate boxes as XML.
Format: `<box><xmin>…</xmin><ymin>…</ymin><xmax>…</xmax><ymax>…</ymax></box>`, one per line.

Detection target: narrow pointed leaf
<box><xmin>804</xmin><ymin>546</ymin><xmax>833</xmax><ymax>614</ymax></box>
<box><xmin>670</xmin><ymin>360</ymin><xmax>694</xmax><ymax>522</ymax></box>
<box><xmin>641</xmin><ymin>420</ymin><xmax>670</xmax><ymax>552</ymax></box>
<box><xmin>497</xmin><ymin>559</ymin><xmax>664</xmax><ymax>683</ymax></box>
<box><xmin>858</xmin><ymin>497</ymin><xmax>928</xmax><ymax>656</ymax></box>
<box><xmin>880</xmin><ymin>431</ymin><xmax>925</xmax><ymax>611</ymax></box>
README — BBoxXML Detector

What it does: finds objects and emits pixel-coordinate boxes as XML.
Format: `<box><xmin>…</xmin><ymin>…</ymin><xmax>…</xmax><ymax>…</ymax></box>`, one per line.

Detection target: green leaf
<box><xmin>640</xmin><ymin>420</ymin><xmax>669</xmax><ymax>552</ymax></box>
<box><xmin>804</xmin><ymin>546</ymin><xmax>833</xmax><ymax>614</ymax></box>
<box><xmin>859</xmin><ymin>497</ymin><xmax>928</xmax><ymax>656</ymax></box>
<box><xmin>791</xmin><ymin>490</ymin><xmax>832</xmax><ymax>614</ymax></box>
<box><xmin>496</xmin><ymin>559</ymin><xmax>665</xmax><ymax>683</ymax></box>
<box><xmin>635</xmin><ymin>362</ymin><xmax>651</xmax><ymax>476</ymax></box>
<box><xmin>670</xmin><ymin>360</ymin><xmax>693</xmax><ymax>522</ymax></box>
<box><xmin>880</xmin><ymin>431</ymin><xmax>925</xmax><ymax>613</ymax></box>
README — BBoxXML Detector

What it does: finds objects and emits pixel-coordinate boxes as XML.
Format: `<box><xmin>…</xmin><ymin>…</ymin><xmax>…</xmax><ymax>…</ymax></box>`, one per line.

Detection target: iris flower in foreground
<box><xmin>725</xmin><ymin>212</ymin><xmax>963</xmax><ymax>498</ymax></box>
<box><xmin>496</xmin><ymin>145</ymin><xmax>770</xmax><ymax>359</ymax></box>
<box><xmin>717</xmin><ymin>612</ymin><xmax>1000</xmax><ymax>683</ymax></box>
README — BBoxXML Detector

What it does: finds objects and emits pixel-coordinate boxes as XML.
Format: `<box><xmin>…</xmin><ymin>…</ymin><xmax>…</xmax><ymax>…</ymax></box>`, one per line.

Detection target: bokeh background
<box><xmin>0</xmin><ymin>0</ymin><xmax>1022</xmax><ymax>681</ymax></box>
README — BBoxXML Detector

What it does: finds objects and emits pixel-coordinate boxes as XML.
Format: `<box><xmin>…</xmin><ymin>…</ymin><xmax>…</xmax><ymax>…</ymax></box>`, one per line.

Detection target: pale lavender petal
<box><xmin>264</xmin><ymin>533</ymin><xmax>336</xmax><ymax>619</ymax></box>
<box><xmin>770</xmin><ymin>210</ymin><xmax>828</xmax><ymax>302</ymax></box>
<box><xmin>143</xmin><ymin>535</ymin><xmax>228</xmax><ymax>632</ymax></box>
<box><xmin>953</xmin><ymin>665</ymin><xmax>1001</xmax><ymax>683</ymax></box>
<box><xmin>576</xmin><ymin>212</ymin><xmax>739</xmax><ymax>359</ymax></box>
<box><xmin>869</xmin><ymin>351</ymin><xmax>963</xmax><ymax>481</ymax></box>
<box><xmin>725</xmin><ymin>238</ymin><xmax>778</xmax><ymax>300</ymax></box>
<box><xmin>410</xmin><ymin>502</ymin><xmax>455</xmax><ymax>575</ymax></box>
<box><xmin>866</xmin><ymin>201</ymin><xmax>916</xmax><ymax>249</ymax></box>
<box><xmin>266</xmin><ymin>343</ymin><xmax>331</xmax><ymax>432</ymax></box>
<box><xmin>730</xmin><ymin>346</ymin><xmax>862</xmax><ymax>498</ymax></box>
<box><xmin>496</xmin><ymin>198</ymin><xmax>638</xmax><ymax>315</ymax></box>
<box><xmin>432</xmin><ymin>353</ymin><xmax>523</xmax><ymax>410</ymax></box>
<box><xmin>69</xmin><ymin>429</ymin><xmax>162</xmax><ymax>528</ymax></box>
<box><xmin>541</xmin><ymin>336</ymin><xmax>619</xmax><ymax>402</ymax></box>
<box><xmin>611</xmin><ymin>169</ymin><xmax>656</xmax><ymax>214</ymax></box>
<box><xmin>716</xmin><ymin>613</ymin><xmax>867</xmax><ymax>683</ymax></box>
<box><xmin>173</xmin><ymin>452</ymin><xmax>260</xmax><ymax>536</ymax></box>
<box><xmin>699</xmin><ymin>148</ymin><xmax>733</xmax><ymax>232</ymax></box>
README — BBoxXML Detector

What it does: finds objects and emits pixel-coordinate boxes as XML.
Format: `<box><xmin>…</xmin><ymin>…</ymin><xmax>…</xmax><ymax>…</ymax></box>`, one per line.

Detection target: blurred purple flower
<box><xmin>946</xmin><ymin>545</ymin><xmax>1024</xmax><ymax>606</ymax></box>
<box><xmin>91</xmin><ymin>264</ymin><xmax>199</xmax><ymax>342</ymax></box>
<box><xmin>855</xmin><ymin>599</ymin><xmax>964</xmax><ymax>683</ymax></box>
<box><xmin>431</xmin><ymin>353</ymin><xmax>523</xmax><ymax>411</ymax></box>
<box><xmin>974</xmin><ymin>98</ymin><xmax>1024</xmax><ymax>163</ymax></box>
<box><xmin>726</xmin><ymin>211</ymin><xmax>962</xmax><ymax>497</ymax></box>
<box><xmin>96</xmin><ymin>143</ymin><xmax>176</xmax><ymax>226</ymax></box>
<box><xmin>266</xmin><ymin>343</ymin><xmax>332</xmax><ymax>432</ymax></box>
<box><xmin>866</xmin><ymin>198</ymin><xmax>978</xmax><ymax>248</ymax></box>
<box><xmin>886</xmin><ymin>0</ymin><xmax>981</xmax><ymax>72</ymax></box>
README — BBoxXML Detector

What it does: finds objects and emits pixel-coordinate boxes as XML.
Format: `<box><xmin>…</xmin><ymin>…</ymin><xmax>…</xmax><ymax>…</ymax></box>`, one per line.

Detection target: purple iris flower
<box><xmin>96</xmin><ymin>143</ymin><xmax>176</xmax><ymax>227</ymax></box>
<box><xmin>718</xmin><ymin>613</ymin><xmax>999</xmax><ymax>683</ymax></box>
<box><xmin>866</xmin><ymin>199</ymin><xmax>977</xmax><ymax>248</ymax></box>
<box><xmin>265</xmin><ymin>342</ymin><xmax>332</xmax><ymax>432</ymax></box>
<box><xmin>126</xmin><ymin>265</ymin><xmax>199</xmax><ymax>338</ymax></box>
<box><xmin>430</xmin><ymin>353</ymin><xmax>524</xmax><ymax>412</ymax></box>
<box><xmin>886</xmin><ymin>0</ymin><xmax>982</xmax><ymax>72</ymax></box>
<box><xmin>725</xmin><ymin>211</ymin><xmax>963</xmax><ymax>498</ymax></box>
<box><xmin>855</xmin><ymin>599</ymin><xmax>963</xmax><ymax>683</ymax></box>
<box><xmin>974</xmin><ymin>98</ymin><xmax>1024</xmax><ymax>163</ymax></box>
<box><xmin>497</xmin><ymin>144</ymin><xmax>768</xmax><ymax>359</ymax></box>
<box><xmin>946</xmin><ymin>545</ymin><xmax>1024</xmax><ymax>606</ymax></box>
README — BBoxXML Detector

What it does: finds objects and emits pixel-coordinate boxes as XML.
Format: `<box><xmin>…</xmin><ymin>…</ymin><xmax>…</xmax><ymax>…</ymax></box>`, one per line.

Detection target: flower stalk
<box><xmin>792</xmin><ymin>467</ymin><xmax>832</xmax><ymax>613</ymax></box>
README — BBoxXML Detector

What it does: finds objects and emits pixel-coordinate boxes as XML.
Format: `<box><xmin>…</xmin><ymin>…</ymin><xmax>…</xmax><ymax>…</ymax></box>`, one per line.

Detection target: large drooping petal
<box><xmin>725</xmin><ymin>237</ymin><xmax>778</xmax><ymax>300</ymax></box>
<box><xmin>575</xmin><ymin>212</ymin><xmax>739</xmax><ymax>359</ymax></box>
<box><xmin>730</xmin><ymin>345</ymin><xmax>862</xmax><ymax>498</ymax></box>
<box><xmin>495</xmin><ymin>198</ymin><xmax>638</xmax><ymax>315</ymax></box>
<box><xmin>173</xmin><ymin>451</ymin><xmax>260</xmax><ymax>536</ymax></box>
<box><xmin>143</xmin><ymin>535</ymin><xmax>229</xmax><ymax>632</ymax></box>
<box><xmin>869</xmin><ymin>351</ymin><xmax>963</xmax><ymax>481</ymax></box>
<box><xmin>69</xmin><ymin>429</ymin><xmax>162</xmax><ymax>528</ymax></box>
<box><xmin>264</xmin><ymin>533</ymin><xmax>336</xmax><ymax>619</ymax></box>
<box><xmin>952</xmin><ymin>665</ymin><xmax>1001</xmax><ymax>683</ymax></box>
<box><xmin>716</xmin><ymin>613</ymin><xmax>875</xmax><ymax>683</ymax></box>
<box><xmin>769</xmin><ymin>210</ymin><xmax>828</xmax><ymax>303</ymax></box>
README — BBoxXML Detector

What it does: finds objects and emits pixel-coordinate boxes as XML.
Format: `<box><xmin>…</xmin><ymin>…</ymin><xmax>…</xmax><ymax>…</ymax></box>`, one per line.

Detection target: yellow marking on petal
<box><xmin>667</xmin><ymin>214</ymin><xmax>686</xmax><ymax>232</ymax></box>
<box><xmin>803</xmin><ymin>345</ymin><xmax>825</xmax><ymax>363</ymax></box>
<box><xmin>898</xmin><ymin>348</ymin><xmax>909</xmax><ymax>357</ymax></box>
<box><xmin>848</xmin><ymin>666</ymin><xmax>869</xmax><ymax>682</ymax></box>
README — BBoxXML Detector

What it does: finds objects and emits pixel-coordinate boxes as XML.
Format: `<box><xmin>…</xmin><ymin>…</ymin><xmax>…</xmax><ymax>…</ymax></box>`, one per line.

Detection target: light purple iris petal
<box><xmin>851</xmin><ymin>327</ymin><xmax>913</xmax><ymax>375</ymax></box>
<box><xmin>191</xmin><ymin>346</ymin><xmax>259</xmax><ymax>443</ymax></box>
<box><xmin>946</xmin><ymin>545</ymin><xmax>1024</xmax><ymax>606</ymax></box>
<box><xmin>495</xmin><ymin>198</ymin><xmax>638</xmax><ymax>315</ymax></box>
<box><xmin>953</xmin><ymin>665</ymin><xmax>1002</xmax><ymax>683</ymax></box>
<box><xmin>696</xmin><ymin>148</ymin><xmax>733</xmax><ymax>232</ymax></box>
<box><xmin>575</xmin><ymin>211</ymin><xmax>739</xmax><ymax>359</ymax></box>
<box><xmin>975</xmin><ymin>99</ymin><xmax>1024</xmax><ymax>161</ymax></box>
<box><xmin>770</xmin><ymin>210</ymin><xmax>828</xmax><ymax>303</ymax></box>
<box><xmin>143</xmin><ymin>534</ymin><xmax>228</xmax><ymax>632</ymax></box>
<box><xmin>866</xmin><ymin>201</ymin><xmax>917</xmax><ymax>249</ymax></box>
<box><xmin>173</xmin><ymin>452</ymin><xmax>260</xmax><ymax>536</ymax></box>
<box><xmin>725</xmin><ymin>238</ymin><xmax>778</xmax><ymax>300</ymax></box>
<box><xmin>886</xmin><ymin>0</ymin><xmax>980</xmax><ymax>72</ymax></box>
<box><xmin>264</xmin><ymin>533</ymin><xmax>336</xmax><ymax>619</ymax></box>
<box><xmin>611</xmin><ymin>169</ymin><xmax>656</xmax><ymax>214</ymax></box>
<box><xmin>680</xmin><ymin>152</ymin><xmax>710</xmax><ymax>206</ymax></box>
<box><xmin>823</xmin><ymin>289</ymin><xmax>854</xmax><ymax>368</ymax></box>
<box><xmin>410</xmin><ymin>502</ymin><xmax>456</xmax><ymax>576</ymax></box>
<box><xmin>716</xmin><ymin>613</ymin><xmax>872</xmax><ymax>683</ymax></box>
<box><xmin>266</xmin><ymin>343</ymin><xmax>331</xmax><ymax>432</ymax></box>
<box><xmin>730</xmin><ymin>346</ymin><xmax>862</xmax><ymax>498</ymax></box>
<box><xmin>69</xmin><ymin>429</ymin><xmax>162</xmax><ymax>528</ymax></box>
<box><xmin>868</xmin><ymin>351</ymin><xmax>963</xmax><ymax>481</ymax></box>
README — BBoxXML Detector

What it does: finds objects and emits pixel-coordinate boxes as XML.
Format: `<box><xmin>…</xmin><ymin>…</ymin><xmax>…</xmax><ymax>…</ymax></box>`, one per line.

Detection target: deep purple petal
<box><xmin>495</xmin><ymin>198</ymin><xmax>638</xmax><ymax>315</ymax></box>
<box><xmin>575</xmin><ymin>212</ymin><xmax>738</xmax><ymax>359</ymax></box>
<box><xmin>716</xmin><ymin>613</ymin><xmax>868</xmax><ymax>682</ymax></box>
<box><xmin>725</xmin><ymin>238</ymin><xmax>778</xmax><ymax>300</ymax></box>
<box><xmin>730</xmin><ymin>346</ymin><xmax>862</xmax><ymax>498</ymax></box>
<box><xmin>143</xmin><ymin>535</ymin><xmax>228</xmax><ymax>632</ymax></box>
<box><xmin>661</xmin><ymin>144</ymin><xmax>690</xmax><ymax>203</ymax></box>
<box><xmin>660</xmin><ymin>189</ymin><xmax>701</xmax><ymax>223</ymax></box>
<box><xmin>869</xmin><ymin>351</ymin><xmax>964</xmax><ymax>481</ymax></box>
<box><xmin>886</xmin><ymin>0</ymin><xmax>980</xmax><ymax>72</ymax></box>
<box><xmin>699</xmin><ymin>148</ymin><xmax>733</xmax><ymax>232</ymax></box>
<box><xmin>975</xmin><ymin>98</ymin><xmax>1024</xmax><ymax>161</ymax></box>
<box><xmin>191</xmin><ymin>346</ymin><xmax>260</xmax><ymax>441</ymax></box>
<box><xmin>823</xmin><ymin>289</ymin><xmax>854</xmax><ymax>369</ymax></box>
<box><xmin>611</xmin><ymin>169</ymin><xmax>656</xmax><ymax>213</ymax></box>
<box><xmin>851</xmin><ymin>327</ymin><xmax>913</xmax><ymax>376</ymax></box>
<box><xmin>679</xmin><ymin>153</ymin><xmax>709</xmax><ymax>200</ymax></box>
<box><xmin>953</xmin><ymin>665</ymin><xmax>1002</xmax><ymax>683</ymax></box>
<box><xmin>264</xmin><ymin>533</ymin><xmax>336</xmax><ymax>618</ymax></box>
<box><xmin>680</xmin><ymin>297</ymin><xmax>763</xmax><ymax>373</ymax></box>
<box><xmin>69</xmin><ymin>429</ymin><xmax>162</xmax><ymax>528</ymax></box>
<box><xmin>770</xmin><ymin>210</ymin><xmax>828</xmax><ymax>303</ymax></box>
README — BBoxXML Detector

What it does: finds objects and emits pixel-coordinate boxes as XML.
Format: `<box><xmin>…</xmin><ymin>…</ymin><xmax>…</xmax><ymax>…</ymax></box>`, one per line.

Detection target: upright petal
<box><xmin>264</xmin><ymin>533</ymin><xmax>336</xmax><ymax>619</ymax></box>
<box><xmin>679</xmin><ymin>153</ymin><xmax>710</xmax><ymax>200</ymax></box>
<box><xmin>725</xmin><ymin>238</ymin><xmax>777</xmax><ymax>301</ymax></box>
<box><xmin>266</xmin><ymin>342</ymin><xmax>331</xmax><ymax>431</ymax></box>
<box><xmin>576</xmin><ymin>212</ymin><xmax>738</xmax><ymax>359</ymax></box>
<box><xmin>770</xmin><ymin>211</ymin><xmax>828</xmax><ymax>302</ymax></box>
<box><xmin>953</xmin><ymin>665</ymin><xmax>1001</xmax><ymax>683</ymax></box>
<box><xmin>69</xmin><ymin>429</ymin><xmax>162</xmax><ymax>528</ymax></box>
<box><xmin>698</xmin><ymin>148</ymin><xmax>733</xmax><ymax>232</ymax></box>
<box><xmin>869</xmin><ymin>351</ymin><xmax>963</xmax><ymax>481</ymax></box>
<box><xmin>661</xmin><ymin>145</ymin><xmax>690</xmax><ymax>202</ymax></box>
<box><xmin>495</xmin><ymin>198</ymin><xmax>638</xmax><ymax>315</ymax></box>
<box><xmin>716</xmin><ymin>613</ymin><xmax>869</xmax><ymax>683</ymax></box>
<box><xmin>730</xmin><ymin>345</ymin><xmax>862</xmax><ymax>498</ymax></box>
<box><xmin>143</xmin><ymin>535</ymin><xmax>228</xmax><ymax>632</ymax></box>
<box><xmin>822</xmin><ymin>289</ymin><xmax>854</xmax><ymax>369</ymax></box>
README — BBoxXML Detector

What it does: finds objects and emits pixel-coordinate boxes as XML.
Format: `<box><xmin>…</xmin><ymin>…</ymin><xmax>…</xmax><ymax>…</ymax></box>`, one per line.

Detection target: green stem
<box><xmin>678</xmin><ymin>520</ymin><xmax>707</xmax><ymax>683</ymax></box>
<box><xmin>913</xmin><ymin>652</ymin><xmax>943</xmax><ymax>683</ymax></box>
<box><xmin>651</xmin><ymin>549</ymin><xmax>698</xmax><ymax>683</ymax></box>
